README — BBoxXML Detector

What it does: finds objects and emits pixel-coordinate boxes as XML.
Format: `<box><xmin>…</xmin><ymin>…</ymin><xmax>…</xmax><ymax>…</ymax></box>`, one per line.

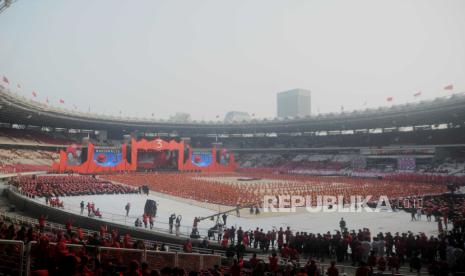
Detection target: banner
<box><xmin>93</xmin><ymin>148</ymin><xmax>123</xmax><ymax>167</ymax></box>
<box><xmin>191</xmin><ymin>152</ymin><xmax>213</xmax><ymax>167</ymax></box>
<box><xmin>66</xmin><ymin>144</ymin><xmax>84</xmax><ymax>166</ymax></box>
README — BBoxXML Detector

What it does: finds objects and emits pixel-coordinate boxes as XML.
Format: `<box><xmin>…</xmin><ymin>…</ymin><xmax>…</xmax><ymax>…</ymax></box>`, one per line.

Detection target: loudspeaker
<box><xmin>144</xmin><ymin>199</ymin><xmax>157</xmax><ymax>217</ymax></box>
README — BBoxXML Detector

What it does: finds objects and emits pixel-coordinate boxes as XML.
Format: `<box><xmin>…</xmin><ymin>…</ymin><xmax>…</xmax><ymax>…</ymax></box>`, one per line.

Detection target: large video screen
<box><xmin>66</xmin><ymin>144</ymin><xmax>86</xmax><ymax>166</ymax></box>
<box><xmin>93</xmin><ymin>148</ymin><xmax>123</xmax><ymax>167</ymax></box>
<box><xmin>218</xmin><ymin>149</ymin><xmax>230</xmax><ymax>166</ymax></box>
<box><xmin>137</xmin><ymin>150</ymin><xmax>178</xmax><ymax>170</ymax></box>
<box><xmin>191</xmin><ymin>151</ymin><xmax>213</xmax><ymax>167</ymax></box>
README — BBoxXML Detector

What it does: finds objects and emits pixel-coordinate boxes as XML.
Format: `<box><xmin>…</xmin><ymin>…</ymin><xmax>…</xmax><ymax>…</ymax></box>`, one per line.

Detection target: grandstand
<box><xmin>1</xmin><ymin>1</ymin><xmax>465</xmax><ymax>274</ymax></box>
<box><xmin>1</xmin><ymin>83</ymin><xmax>465</xmax><ymax>275</ymax></box>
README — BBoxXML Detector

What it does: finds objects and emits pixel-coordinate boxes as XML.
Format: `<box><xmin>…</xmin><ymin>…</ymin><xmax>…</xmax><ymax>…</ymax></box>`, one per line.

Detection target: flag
<box><xmin>2</xmin><ymin>76</ymin><xmax>9</xmax><ymax>84</ymax></box>
<box><xmin>17</xmin><ymin>84</ymin><xmax>21</xmax><ymax>89</ymax></box>
<box><xmin>386</xmin><ymin>97</ymin><xmax>393</xmax><ymax>102</ymax></box>
<box><xmin>251</xmin><ymin>113</ymin><xmax>255</xmax><ymax>117</ymax></box>
<box><xmin>216</xmin><ymin>115</ymin><xmax>220</xmax><ymax>118</ymax></box>
<box><xmin>32</xmin><ymin>91</ymin><xmax>37</xmax><ymax>97</ymax></box>
<box><xmin>413</xmin><ymin>91</ymin><xmax>422</xmax><ymax>97</ymax></box>
<box><xmin>444</xmin><ymin>84</ymin><xmax>453</xmax><ymax>90</ymax></box>
<box><xmin>59</xmin><ymin>99</ymin><xmax>65</xmax><ymax>104</ymax></box>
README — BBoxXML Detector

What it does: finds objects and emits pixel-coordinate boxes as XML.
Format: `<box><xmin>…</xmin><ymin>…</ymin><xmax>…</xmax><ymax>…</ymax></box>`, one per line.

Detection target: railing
<box><xmin>0</xmin><ymin>210</ymin><xmax>222</xmax><ymax>256</ymax></box>
<box><xmin>25</xmin><ymin>241</ymin><xmax>220</xmax><ymax>275</ymax></box>
<box><xmin>0</xmin><ymin>239</ymin><xmax>24</xmax><ymax>276</ymax></box>
<box><xmin>9</xmin><ymin>184</ymin><xmax>213</xmax><ymax>238</ymax></box>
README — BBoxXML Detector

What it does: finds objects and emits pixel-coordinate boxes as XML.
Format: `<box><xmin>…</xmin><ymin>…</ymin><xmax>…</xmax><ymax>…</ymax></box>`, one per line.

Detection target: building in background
<box><xmin>277</xmin><ymin>88</ymin><xmax>311</xmax><ymax>118</ymax></box>
<box><xmin>224</xmin><ymin>111</ymin><xmax>250</xmax><ymax>123</ymax></box>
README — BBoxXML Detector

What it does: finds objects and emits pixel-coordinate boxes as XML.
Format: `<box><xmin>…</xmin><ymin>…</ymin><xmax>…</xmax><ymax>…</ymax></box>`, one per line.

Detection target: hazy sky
<box><xmin>0</xmin><ymin>0</ymin><xmax>464</xmax><ymax>120</ymax></box>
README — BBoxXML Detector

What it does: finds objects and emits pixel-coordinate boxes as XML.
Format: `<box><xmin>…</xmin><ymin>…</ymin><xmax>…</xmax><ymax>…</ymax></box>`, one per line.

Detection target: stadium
<box><xmin>1</xmin><ymin>1</ymin><xmax>465</xmax><ymax>276</ymax></box>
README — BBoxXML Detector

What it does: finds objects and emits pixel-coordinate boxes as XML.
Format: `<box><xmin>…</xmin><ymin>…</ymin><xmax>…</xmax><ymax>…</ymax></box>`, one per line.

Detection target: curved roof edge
<box><xmin>1</xmin><ymin>86</ymin><xmax>465</xmax><ymax>134</ymax></box>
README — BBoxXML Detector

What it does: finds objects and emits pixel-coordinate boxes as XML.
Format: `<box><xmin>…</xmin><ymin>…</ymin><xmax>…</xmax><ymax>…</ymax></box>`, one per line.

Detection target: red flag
<box><xmin>32</xmin><ymin>91</ymin><xmax>37</xmax><ymax>97</ymax></box>
<box><xmin>59</xmin><ymin>99</ymin><xmax>65</xmax><ymax>104</ymax></box>
<box><xmin>386</xmin><ymin>97</ymin><xmax>393</xmax><ymax>102</ymax></box>
<box><xmin>2</xmin><ymin>76</ymin><xmax>9</xmax><ymax>84</ymax></box>
<box><xmin>413</xmin><ymin>91</ymin><xmax>422</xmax><ymax>97</ymax></box>
<box><xmin>444</xmin><ymin>84</ymin><xmax>453</xmax><ymax>90</ymax></box>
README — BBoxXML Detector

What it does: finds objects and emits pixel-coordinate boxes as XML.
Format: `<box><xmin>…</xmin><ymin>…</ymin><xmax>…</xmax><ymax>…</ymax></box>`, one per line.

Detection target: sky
<box><xmin>0</xmin><ymin>0</ymin><xmax>464</xmax><ymax>120</ymax></box>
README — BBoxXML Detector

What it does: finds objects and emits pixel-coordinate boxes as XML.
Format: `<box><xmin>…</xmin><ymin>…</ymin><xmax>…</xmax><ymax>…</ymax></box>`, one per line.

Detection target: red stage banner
<box><xmin>53</xmin><ymin>138</ymin><xmax>235</xmax><ymax>174</ymax></box>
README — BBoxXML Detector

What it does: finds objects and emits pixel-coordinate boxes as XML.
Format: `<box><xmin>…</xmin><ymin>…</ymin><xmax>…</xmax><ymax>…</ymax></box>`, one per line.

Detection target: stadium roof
<box><xmin>1</xmin><ymin>86</ymin><xmax>465</xmax><ymax>135</ymax></box>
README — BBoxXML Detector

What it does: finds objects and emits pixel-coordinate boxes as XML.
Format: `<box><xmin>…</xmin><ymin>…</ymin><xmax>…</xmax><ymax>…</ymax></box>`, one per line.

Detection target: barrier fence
<box><xmin>1</xmin><ymin>239</ymin><xmax>412</xmax><ymax>276</ymax></box>
<box><xmin>9</xmin><ymin>184</ymin><xmax>214</xmax><ymax>238</ymax></box>
<box><xmin>24</xmin><ymin>241</ymin><xmax>221</xmax><ymax>276</ymax></box>
<box><xmin>0</xmin><ymin>208</ymin><xmax>219</xmax><ymax>256</ymax></box>
<box><xmin>0</xmin><ymin>239</ymin><xmax>24</xmax><ymax>276</ymax></box>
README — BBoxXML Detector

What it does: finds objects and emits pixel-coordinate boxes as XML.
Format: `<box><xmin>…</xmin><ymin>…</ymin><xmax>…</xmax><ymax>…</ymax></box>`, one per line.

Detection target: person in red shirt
<box><xmin>377</xmin><ymin>256</ymin><xmax>386</xmax><ymax>272</ymax></box>
<box><xmin>230</xmin><ymin>258</ymin><xmax>242</xmax><ymax>276</ymax></box>
<box><xmin>269</xmin><ymin>252</ymin><xmax>279</xmax><ymax>273</ymax></box>
<box><xmin>305</xmin><ymin>259</ymin><xmax>318</xmax><ymax>276</ymax></box>
<box><xmin>221</xmin><ymin>236</ymin><xmax>229</xmax><ymax>248</ymax></box>
<box><xmin>249</xmin><ymin>253</ymin><xmax>260</xmax><ymax>269</ymax></box>
<box><xmin>124</xmin><ymin>233</ymin><xmax>132</xmax><ymax>248</ymax></box>
<box><xmin>183</xmin><ymin>239</ymin><xmax>193</xmax><ymax>253</ymax></box>
<box><xmin>243</xmin><ymin>232</ymin><xmax>249</xmax><ymax>247</ymax></box>
<box><xmin>38</xmin><ymin>215</ymin><xmax>46</xmax><ymax>233</ymax></box>
<box><xmin>99</xmin><ymin>225</ymin><xmax>107</xmax><ymax>238</ymax></box>
<box><xmin>355</xmin><ymin>262</ymin><xmax>371</xmax><ymax>276</ymax></box>
<box><xmin>143</xmin><ymin>214</ymin><xmax>148</xmax><ymax>228</ymax></box>
<box><xmin>281</xmin><ymin>244</ymin><xmax>291</xmax><ymax>260</ymax></box>
<box><xmin>326</xmin><ymin>261</ymin><xmax>339</xmax><ymax>276</ymax></box>
<box><xmin>86</xmin><ymin>202</ymin><xmax>92</xmax><ymax>216</ymax></box>
<box><xmin>94</xmin><ymin>208</ymin><xmax>102</xmax><ymax>218</ymax></box>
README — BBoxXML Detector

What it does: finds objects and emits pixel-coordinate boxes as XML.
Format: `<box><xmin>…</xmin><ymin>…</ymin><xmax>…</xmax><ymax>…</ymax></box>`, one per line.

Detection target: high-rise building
<box><xmin>277</xmin><ymin>88</ymin><xmax>311</xmax><ymax>118</ymax></box>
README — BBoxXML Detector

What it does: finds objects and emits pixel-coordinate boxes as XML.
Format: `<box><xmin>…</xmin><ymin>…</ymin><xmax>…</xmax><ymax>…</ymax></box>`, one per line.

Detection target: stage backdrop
<box><xmin>52</xmin><ymin>138</ymin><xmax>235</xmax><ymax>174</ymax></box>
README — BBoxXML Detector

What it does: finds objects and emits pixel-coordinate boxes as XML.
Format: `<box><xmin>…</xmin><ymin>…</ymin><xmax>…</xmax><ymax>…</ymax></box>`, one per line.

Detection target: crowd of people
<box><xmin>104</xmin><ymin>172</ymin><xmax>449</xmax><ymax>207</ymax></box>
<box><xmin>0</xmin><ymin>214</ymin><xmax>224</xmax><ymax>276</ymax></box>
<box><xmin>10</xmin><ymin>175</ymin><xmax>138</xmax><ymax>198</ymax></box>
<box><xmin>2</xmin><ymin>176</ymin><xmax>465</xmax><ymax>275</ymax></box>
<box><xmin>2</xmin><ymin>208</ymin><xmax>464</xmax><ymax>276</ymax></box>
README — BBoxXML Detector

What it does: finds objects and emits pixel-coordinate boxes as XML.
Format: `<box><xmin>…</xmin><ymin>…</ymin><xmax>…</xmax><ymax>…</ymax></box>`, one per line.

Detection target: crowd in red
<box><xmin>10</xmin><ymin>175</ymin><xmax>138</xmax><ymax>198</ymax></box>
<box><xmin>384</xmin><ymin>173</ymin><xmax>465</xmax><ymax>186</ymax></box>
<box><xmin>0</xmin><ymin>214</ymin><xmax>226</xmax><ymax>276</ymax></box>
<box><xmin>3</xmin><ymin>208</ymin><xmax>464</xmax><ymax>276</ymax></box>
<box><xmin>105</xmin><ymin>173</ymin><xmax>448</xmax><ymax>207</ymax></box>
